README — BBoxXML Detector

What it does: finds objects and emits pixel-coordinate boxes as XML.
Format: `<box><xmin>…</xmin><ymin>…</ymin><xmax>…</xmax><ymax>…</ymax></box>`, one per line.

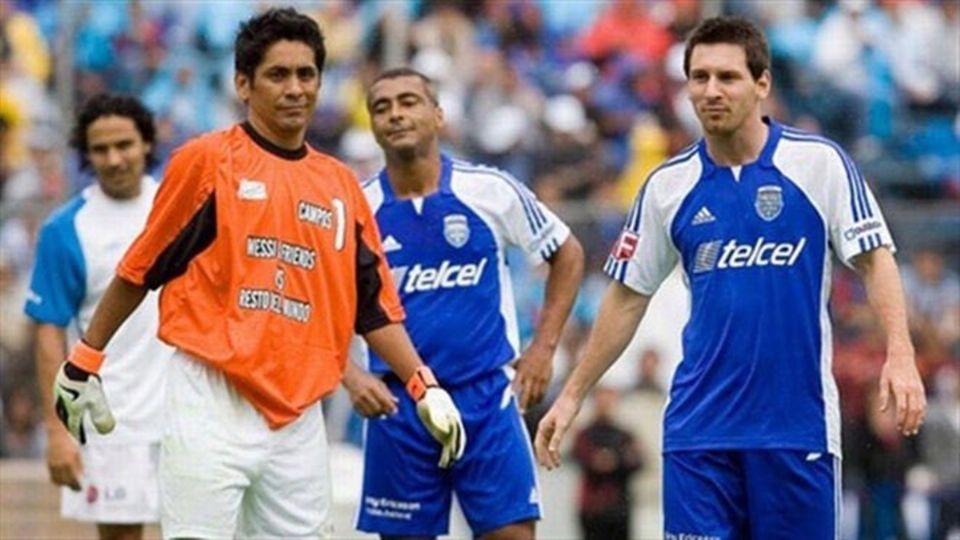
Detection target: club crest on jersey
<box><xmin>443</xmin><ymin>214</ymin><xmax>470</xmax><ymax>248</ymax></box>
<box><xmin>755</xmin><ymin>185</ymin><xmax>783</xmax><ymax>221</ymax></box>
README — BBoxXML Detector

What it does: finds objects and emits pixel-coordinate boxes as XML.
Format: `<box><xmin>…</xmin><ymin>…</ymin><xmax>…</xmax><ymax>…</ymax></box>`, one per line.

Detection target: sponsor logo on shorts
<box><xmin>665</xmin><ymin>533</ymin><xmax>721</xmax><ymax>540</ymax></box>
<box><xmin>363</xmin><ymin>496</ymin><xmax>421</xmax><ymax>521</ymax></box>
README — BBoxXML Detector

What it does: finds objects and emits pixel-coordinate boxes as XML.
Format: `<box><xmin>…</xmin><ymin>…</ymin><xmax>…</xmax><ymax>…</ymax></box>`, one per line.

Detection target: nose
<box><xmin>388</xmin><ymin>102</ymin><xmax>404</xmax><ymax>122</ymax></box>
<box><xmin>105</xmin><ymin>147</ymin><xmax>123</xmax><ymax>167</ymax></box>
<box><xmin>285</xmin><ymin>76</ymin><xmax>304</xmax><ymax>98</ymax></box>
<box><xmin>704</xmin><ymin>76</ymin><xmax>722</xmax><ymax>99</ymax></box>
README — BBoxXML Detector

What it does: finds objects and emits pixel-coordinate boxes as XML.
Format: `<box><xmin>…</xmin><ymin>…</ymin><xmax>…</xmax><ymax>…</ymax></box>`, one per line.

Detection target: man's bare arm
<box><xmin>535</xmin><ymin>281</ymin><xmax>652</xmax><ymax>468</ymax></box>
<box><xmin>82</xmin><ymin>276</ymin><xmax>149</xmax><ymax>350</ymax></box>
<box><xmin>35</xmin><ymin>324</ymin><xmax>83</xmax><ymax>490</ymax></box>
<box><xmin>362</xmin><ymin>323</ymin><xmax>422</xmax><ymax>382</ymax></box>
<box><xmin>852</xmin><ymin>247</ymin><xmax>926</xmax><ymax>435</ymax></box>
<box><xmin>515</xmin><ymin>235</ymin><xmax>585</xmax><ymax>410</ymax></box>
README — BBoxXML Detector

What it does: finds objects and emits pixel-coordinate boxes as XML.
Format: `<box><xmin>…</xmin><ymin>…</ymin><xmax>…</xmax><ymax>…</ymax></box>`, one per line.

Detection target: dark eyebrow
<box><xmin>89</xmin><ymin>136</ymin><xmax>137</xmax><ymax>149</ymax></box>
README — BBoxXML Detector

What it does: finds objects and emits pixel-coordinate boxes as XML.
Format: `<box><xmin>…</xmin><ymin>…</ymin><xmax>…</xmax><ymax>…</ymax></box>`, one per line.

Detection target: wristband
<box><xmin>406</xmin><ymin>366</ymin><xmax>438</xmax><ymax>401</ymax></box>
<box><xmin>69</xmin><ymin>340</ymin><xmax>106</xmax><ymax>374</ymax></box>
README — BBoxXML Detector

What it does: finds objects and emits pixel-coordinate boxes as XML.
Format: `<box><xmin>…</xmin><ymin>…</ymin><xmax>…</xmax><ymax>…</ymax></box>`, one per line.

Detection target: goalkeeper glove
<box><xmin>53</xmin><ymin>341</ymin><xmax>116</xmax><ymax>444</ymax></box>
<box><xmin>406</xmin><ymin>366</ymin><xmax>466</xmax><ymax>468</ymax></box>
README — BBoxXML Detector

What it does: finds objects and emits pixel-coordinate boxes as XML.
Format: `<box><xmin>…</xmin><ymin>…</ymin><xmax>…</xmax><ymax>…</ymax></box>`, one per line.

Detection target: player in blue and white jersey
<box><xmin>535</xmin><ymin>16</ymin><xmax>926</xmax><ymax>539</ymax></box>
<box><xmin>25</xmin><ymin>94</ymin><xmax>172</xmax><ymax>539</ymax></box>
<box><xmin>345</xmin><ymin>67</ymin><xmax>584</xmax><ymax>540</ymax></box>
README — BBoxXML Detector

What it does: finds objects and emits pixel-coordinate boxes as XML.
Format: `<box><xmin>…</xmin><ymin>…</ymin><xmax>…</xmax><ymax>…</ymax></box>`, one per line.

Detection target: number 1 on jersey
<box><xmin>333</xmin><ymin>198</ymin><xmax>346</xmax><ymax>251</ymax></box>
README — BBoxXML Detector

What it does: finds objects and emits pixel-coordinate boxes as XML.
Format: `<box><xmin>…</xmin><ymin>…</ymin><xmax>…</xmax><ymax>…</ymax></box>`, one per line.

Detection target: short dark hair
<box><xmin>367</xmin><ymin>67</ymin><xmax>439</xmax><ymax>107</ymax></box>
<box><xmin>683</xmin><ymin>16</ymin><xmax>770</xmax><ymax>81</ymax></box>
<box><xmin>235</xmin><ymin>7</ymin><xmax>326</xmax><ymax>80</ymax></box>
<box><xmin>72</xmin><ymin>93</ymin><xmax>157</xmax><ymax>169</ymax></box>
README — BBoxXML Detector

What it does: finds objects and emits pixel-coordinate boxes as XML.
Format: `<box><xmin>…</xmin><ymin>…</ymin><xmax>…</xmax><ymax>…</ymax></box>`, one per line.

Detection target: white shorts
<box><xmin>61</xmin><ymin>442</ymin><xmax>161</xmax><ymax>524</ymax></box>
<box><xmin>161</xmin><ymin>350</ymin><xmax>332</xmax><ymax>539</ymax></box>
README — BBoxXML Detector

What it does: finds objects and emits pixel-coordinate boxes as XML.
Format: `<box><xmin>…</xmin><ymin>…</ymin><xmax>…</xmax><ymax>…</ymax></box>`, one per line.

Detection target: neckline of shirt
<box><xmin>240</xmin><ymin>122</ymin><xmax>308</xmax><ymax>161</ymax></box>
<box><xmin>378</xmin><ymin>154</ymin><xmax>454</xmax><ymax>203</ymax></box>
<box><xmin>697</xmin><ymin>116</ymin><xmax>782</xmax><ymax>177</ymax></box>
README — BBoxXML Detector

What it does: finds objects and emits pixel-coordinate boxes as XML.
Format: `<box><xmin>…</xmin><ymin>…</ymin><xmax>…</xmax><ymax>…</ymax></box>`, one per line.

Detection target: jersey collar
<box><xmin>378</xmin><ymin>154</ymin><xmax>453</xmax><ymax>203</ymax></box>
<box><xmin>240</xmin><ymin>122</ymin><xmax>308</xmax><ymax>161</ymax></box>
<box><xmin>697</xmin><ymin>116</ymin><xmax>782</xmax><ymax>176</ymax></box>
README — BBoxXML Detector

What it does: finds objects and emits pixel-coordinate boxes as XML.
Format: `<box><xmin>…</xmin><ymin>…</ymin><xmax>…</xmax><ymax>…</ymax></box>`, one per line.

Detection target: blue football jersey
<box><xmin>605</xmin><ymin>118</ymin><xmax>894</xmax><ymax>456</ymax></box>
<box><xmin>362</xmin><ymin>156</ymin><xmax>570</xmax><ymax>386</ymax></box>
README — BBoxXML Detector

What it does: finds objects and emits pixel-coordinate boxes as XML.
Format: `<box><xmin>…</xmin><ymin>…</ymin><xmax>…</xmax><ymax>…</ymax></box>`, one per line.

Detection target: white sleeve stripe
<box><xmin>539</xmin><ymin>237</ymin><xmax>561</xmax><ymax>261</ymax></box>
<box><xmin>452</xmin><ymin>164</ymin><xmax>546</xmax><ymax>234</ymax></box>
<box><xmin>781</xmin><ymin>130</ymin><xmax>873</xmax><ymax>221</ymax></box>
<box><xmin>604</xmin><ymin>257</ymin><xmax>627</xmax><ymax>283</ymax></box>
<box><xmin>859</xmin><ymin>233</ymin><xmax>887</xmax><ymax>253</ymax></box>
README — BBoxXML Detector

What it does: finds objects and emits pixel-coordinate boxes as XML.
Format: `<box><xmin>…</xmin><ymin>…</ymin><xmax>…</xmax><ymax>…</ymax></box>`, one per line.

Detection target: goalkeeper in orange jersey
<box><xmin>50</xmin><ymin>8</ymin><xmax>464</xmax><ymax>538</ymax></box>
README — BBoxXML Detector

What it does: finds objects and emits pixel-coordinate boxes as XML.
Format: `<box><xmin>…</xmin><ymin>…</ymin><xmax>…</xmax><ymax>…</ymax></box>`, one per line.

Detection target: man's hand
<box><xmin>54</xmin><ymin>359</ymin><xmax>115</xmax><ymax>444</ymax></box>
<box><xmin>513</xmin><ymin>342</ymin><xmax>554</xmax><ymax>412</ymax></box>
<box><xmin>878</xmin><ymin>352</ymin><xmax>926</xmax><ymax>436</ymax></box>
<box><xmin>343</xmin><ymin>363</ymin><xmax>398</xmax><ymax>417</ymax></box>
<box><xmin>46</xmin><ymin>427</ymin><xmax>83</xmax><ymax>491</ymax></box>
<box><xmin>406</xmin><ymin>366</ymin><xmax>466</xmax><ymax>468</ymax></box>
<box><xmin>535</xmin><ymin>392</ymin><xmax>581</xmax><ymax>470</ymax></box>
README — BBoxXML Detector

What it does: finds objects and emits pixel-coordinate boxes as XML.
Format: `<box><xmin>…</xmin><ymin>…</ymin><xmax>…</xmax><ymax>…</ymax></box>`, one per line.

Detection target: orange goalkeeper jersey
<box><xmin>118</xmin><ymin>123</ymin><xmax>404</xmax><ymax>428</ymax></box>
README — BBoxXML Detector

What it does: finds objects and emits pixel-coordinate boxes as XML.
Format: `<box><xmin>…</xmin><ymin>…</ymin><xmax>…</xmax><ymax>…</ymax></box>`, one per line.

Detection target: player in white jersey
<box><xmin>25</xmin><ymin>94</ymin><xmax>171</xmax><ymax>539</ymax></box>
<box><xmin>344</xmin><ymin>67</ymin><xmax>583</xmax><ymax>539</ymax></box>
<box><xmin>535</xmin><ymin>16</ymin><xmax>926</xmax><ymax>539</ymax></box>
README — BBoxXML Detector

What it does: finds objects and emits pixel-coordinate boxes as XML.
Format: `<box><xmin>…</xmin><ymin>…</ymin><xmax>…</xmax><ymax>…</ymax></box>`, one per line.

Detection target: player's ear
<box><xmin>755</xmin><ymin>69</ymin><xmax>772</xmax><ymax>100</ymax></box>
<box><xmin>235</xmin><ymin>72</ymin><xmax>251</xmax><ymax>103</ymax></box>
<box><xmin>434</xmin><ymin>105</ymin><xmax>445</xmax><ymax>130</ymax></box>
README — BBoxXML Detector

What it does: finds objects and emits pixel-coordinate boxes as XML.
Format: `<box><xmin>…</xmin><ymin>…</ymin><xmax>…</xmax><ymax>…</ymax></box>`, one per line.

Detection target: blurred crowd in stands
<box><xmin>0</xmin><ymin>0</ymin><xmax>957</xmax><ymax>538</ymax></box>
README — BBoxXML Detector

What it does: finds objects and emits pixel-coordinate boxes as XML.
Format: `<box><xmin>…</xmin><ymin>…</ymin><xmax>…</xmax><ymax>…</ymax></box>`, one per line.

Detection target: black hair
<box><xmin>367</xmin><ymin>67</ymin><xmax>439</xmax><ymax>106</ymax></box>
<box><xmin>71</xmin><ymin>93</ymin><xmax>157</xmax><ymax>169</ymax></box>
<box><xmin>684</xmin><ymin>16</ymin><xmax>770</xmax><ymax>81</ymax></box>
<box><xmin>235</xmin><ymin>7</ymin><xmax>326</xmax><ymax>80</ymax></box>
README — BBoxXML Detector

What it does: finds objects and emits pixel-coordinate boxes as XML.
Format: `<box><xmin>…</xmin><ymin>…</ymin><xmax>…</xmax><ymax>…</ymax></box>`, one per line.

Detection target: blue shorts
<box><xmin>663</xmin><ymin>449</ymin><xmax>840</xmax><ymax>540</ymax></box>
<box><xmin>356</xmin><ymin>369</ymin><xmax>541</xmax><ymax>536</ymax></box>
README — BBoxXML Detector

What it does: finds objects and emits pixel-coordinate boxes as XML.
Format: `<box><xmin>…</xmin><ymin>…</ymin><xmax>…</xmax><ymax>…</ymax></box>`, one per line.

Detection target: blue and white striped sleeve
<box><xmin>496</xmin><ymin>173</ymin><xmax>571</xmax><ymax>266</ymax></box>
<box><xmin>603</xmin><ymin>178</ymin><xmax>676</xmax><ymax>295</ymax></box>
<box><xmin>823</xmin><ymin>146</ymin><xmax>895</xmax><ymax>266</ymax></box>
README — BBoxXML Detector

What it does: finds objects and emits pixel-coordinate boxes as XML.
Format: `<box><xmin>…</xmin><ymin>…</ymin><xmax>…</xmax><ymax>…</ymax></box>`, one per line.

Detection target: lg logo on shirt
<box><xmin>392</xmin><ymin>259</ymin><xmax>488</xmax><ymax>293</ymax></box>
<box><xmin>693</xmin><ymin>237</ymin><xmax>806</xmax><ymax>273</ymax></box>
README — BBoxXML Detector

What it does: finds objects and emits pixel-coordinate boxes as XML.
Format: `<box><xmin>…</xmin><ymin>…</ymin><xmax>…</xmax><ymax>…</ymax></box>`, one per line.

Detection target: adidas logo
<box><xmin>692</xmin><ymin>206</ymin><xmax>716</xmax><ymax>225</ymax></box>
<box><xmin>382</xmin><ymin>235</ymin><xmax>403</xmax><ymax>253</ymax></box>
